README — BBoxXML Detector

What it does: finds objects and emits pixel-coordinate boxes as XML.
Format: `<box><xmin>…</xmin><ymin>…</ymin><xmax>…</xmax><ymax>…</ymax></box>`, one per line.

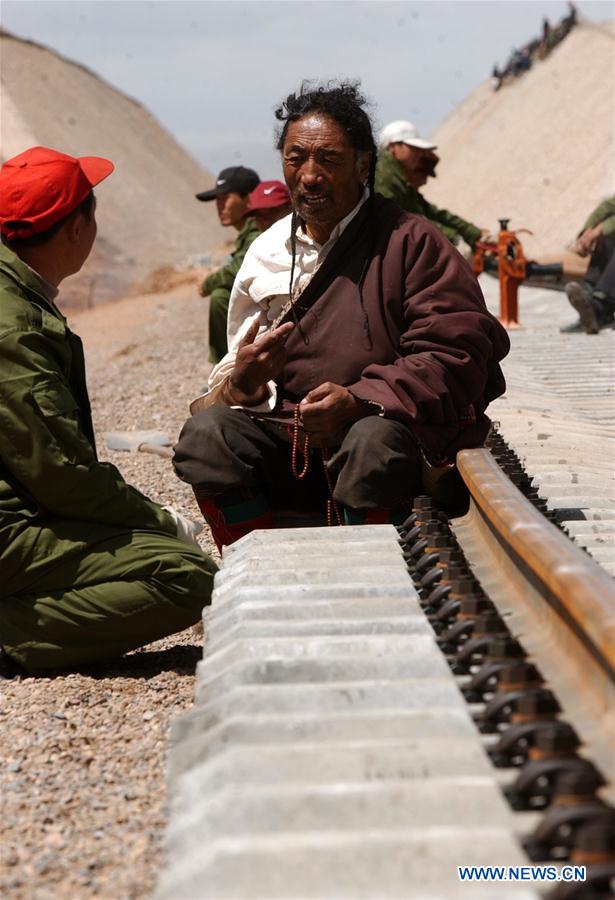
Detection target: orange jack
<box><xmin>472</xmin><ymin>219</ymin><xmax>533</xmax><ymax>328</ymax></box>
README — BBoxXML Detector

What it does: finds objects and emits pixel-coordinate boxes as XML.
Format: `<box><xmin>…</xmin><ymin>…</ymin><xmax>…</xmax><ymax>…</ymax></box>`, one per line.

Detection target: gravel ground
<box><xmin>1</xmin><ymin>281</ymin><xmax>218</xmax><ymax>900</ymax></box>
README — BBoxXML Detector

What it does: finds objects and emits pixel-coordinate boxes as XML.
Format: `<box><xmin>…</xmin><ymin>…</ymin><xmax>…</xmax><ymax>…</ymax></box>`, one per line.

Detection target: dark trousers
<box><xmin>173</xmin><ymin>405</ymin><xmax>421</xmax><ymax>512</ymax></box>
<box><xmin>586</xmin><ymin>234</ymin><xmax>615</xmax><ymax>305</ymax></box>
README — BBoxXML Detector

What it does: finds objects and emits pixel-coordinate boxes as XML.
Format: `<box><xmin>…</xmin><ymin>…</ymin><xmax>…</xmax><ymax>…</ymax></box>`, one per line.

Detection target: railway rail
<box><xmin>157</xmin><ymin>429</ymin><xmax>615</xmax><ymax>899</ymax></box>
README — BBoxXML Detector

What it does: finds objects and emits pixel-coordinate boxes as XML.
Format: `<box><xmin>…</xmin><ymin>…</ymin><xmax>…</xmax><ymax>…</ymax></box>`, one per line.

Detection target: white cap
<box><xmin>378</xmin><ymin>120</ymin><xmax>437</xmax><ymax>151</ymax></box>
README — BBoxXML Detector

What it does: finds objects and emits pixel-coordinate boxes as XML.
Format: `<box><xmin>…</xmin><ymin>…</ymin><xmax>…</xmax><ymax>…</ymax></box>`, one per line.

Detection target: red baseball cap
<box><xmin>0</xmin><ymin>146</ymin><xmax>114</xmax><ymax>240</ymax></box>
<box><xmin>247</xmin><ymin>180</ymin><xmax>290</xmax><ymax>212</ymax></box>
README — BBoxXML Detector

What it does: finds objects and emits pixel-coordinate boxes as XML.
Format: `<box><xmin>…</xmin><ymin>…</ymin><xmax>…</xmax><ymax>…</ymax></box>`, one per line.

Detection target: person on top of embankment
<box><xmin>197</xmin><ymin>166</ymin><xmax>261</xmax><ymax>364</ymax></box>
<box><xmin>245</xmin><ymin>180</ymin><xmax>292</xmax><ymax>233</ymax></box>
<box><xmin>563</xmin><ymin>196</ymin><xmax>615</xmax><ymax>334</ymax></box>
<box><xmin>375</xmin><ymin>120</ymin><xmax>486</xmax><ymax>250</ymax></box>
<box><xmin>172</xmin><ymin>81</ymin><xmax>510</xmax><ymax>551</ymax></box>
<box><xmin>0</xmin><ymin>147</ymin><xmax>216</xmax><ymax>676</ymax></box>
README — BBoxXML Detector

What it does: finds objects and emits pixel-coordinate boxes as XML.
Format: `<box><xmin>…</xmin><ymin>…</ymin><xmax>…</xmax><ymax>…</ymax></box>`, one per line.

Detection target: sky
<box><xmin>2</xmin><ymin>0</ymin><xmax>612</xmax><ymax>180</ymax></box>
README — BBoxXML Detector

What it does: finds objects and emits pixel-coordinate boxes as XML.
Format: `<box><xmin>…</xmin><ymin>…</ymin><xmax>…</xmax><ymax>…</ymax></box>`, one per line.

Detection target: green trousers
<box><xmin>208</xmin><ymin>287</ymin><xmax>230</xmax><ymax>364</ymax></box>
<box><xmin>0</xmin><ymin>522</ymin><xmax>216</xmax><ymax>673</ymax></box>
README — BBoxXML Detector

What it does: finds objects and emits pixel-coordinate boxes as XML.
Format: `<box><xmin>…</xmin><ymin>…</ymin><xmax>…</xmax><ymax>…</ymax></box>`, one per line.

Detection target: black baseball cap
<box><xmin>196</xmin><ymin>166</ymin><xmax>260</xmax><ymax>201</ymax></box>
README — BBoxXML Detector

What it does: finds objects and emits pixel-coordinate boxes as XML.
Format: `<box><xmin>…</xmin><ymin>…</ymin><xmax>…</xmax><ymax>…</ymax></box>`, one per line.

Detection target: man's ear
<box><xmin>355</xmin><ymin>151</ymin><xmax>372</xmax><ymax>185</ymax></box>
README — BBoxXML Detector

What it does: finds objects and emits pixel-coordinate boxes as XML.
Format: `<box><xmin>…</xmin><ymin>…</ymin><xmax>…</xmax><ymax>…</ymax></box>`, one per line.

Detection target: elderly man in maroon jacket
<box><xmin>173</xmin><ymin>82</ymin><xmax>510</xmax><ymax>550</ymax></box>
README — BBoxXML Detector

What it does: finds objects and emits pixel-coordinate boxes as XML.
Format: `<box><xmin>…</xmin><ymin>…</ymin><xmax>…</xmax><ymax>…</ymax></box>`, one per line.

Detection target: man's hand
<box><xmin>575</xmin><ymin>223</ymin><xmax>603</xmax><ymax>257</ymax></box>
<box><xmin>299</xmin><ymin>382</ymin><xmax>372</xmax><ymax>446</ymax></box>
<box><xmin>198</xmin><ymin>284</ymin><xmax>208</xmax><ymax>298</ymax></box>
<box><xmin>229</xmin><ymin>319</ymin><xmax>294</xmax><ymax>405</ymax></box>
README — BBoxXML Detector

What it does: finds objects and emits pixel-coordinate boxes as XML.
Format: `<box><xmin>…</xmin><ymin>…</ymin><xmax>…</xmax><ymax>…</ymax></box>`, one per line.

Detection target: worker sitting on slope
<box><xmin>197</xmin><ymin>166</ymin><xmax>261</xmax><ymax>363</ymax></box>
<box><xmin>563</xmin><ymin>195</ymin><xmax>615</xmax><ymax>334</ymax></box>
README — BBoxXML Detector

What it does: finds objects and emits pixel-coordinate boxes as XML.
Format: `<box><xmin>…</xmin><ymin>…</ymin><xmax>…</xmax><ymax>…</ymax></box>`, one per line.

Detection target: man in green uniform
<box><xmin>375</xmin><ymin>120</ymin><xmax>485</xmax><ymax>249</ymax></box>
<box><xmin>0</xmin><ymin>146</ymin><xmax>216</xmax><ymax>675</ymax></box>
<box><xmin>197</xmin><ymin>166</ymin><xmax>260</xmax><ymax>363</ymax></box>
<box><xmin>563</xmin><ymin>196</ymin><xmax>615</xmax><ymax>334</ymax></box>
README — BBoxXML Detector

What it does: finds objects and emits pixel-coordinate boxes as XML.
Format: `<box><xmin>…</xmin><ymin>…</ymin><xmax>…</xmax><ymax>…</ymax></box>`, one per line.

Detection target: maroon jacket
<box><xmin>276</xmin><ymin>194</ymin><xmax>510</xmax><ymax>463</ymax></box>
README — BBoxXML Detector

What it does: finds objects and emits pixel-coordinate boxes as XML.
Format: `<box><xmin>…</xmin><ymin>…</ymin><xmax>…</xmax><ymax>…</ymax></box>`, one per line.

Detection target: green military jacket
<box><xmin>375</xmin><ymin>151</ymin><xmax>482</xmax><ymax>248</ymax></box>
<box><xmin>0</xmin><ymin>245</ymin><xmax>174</xmax><ymax>593</ymax></box>
<box><xmin>582</xmin><ymin>196</ymin><xmax>615</xmax><ymax>238</ymax></box>
<box><xmin>201</xmin><ymin>217</ymin><xmax>261</xmax><ymax>296</ymax></box>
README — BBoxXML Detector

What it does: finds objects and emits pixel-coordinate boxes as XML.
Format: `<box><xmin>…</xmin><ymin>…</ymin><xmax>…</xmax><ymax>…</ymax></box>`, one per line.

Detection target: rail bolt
<box><xmin>485</xmin><ymin>635</ymin><xmax>526</xmax><ymax>660</ymax></box>
<box><xmin>426</xmin><ymin>535</ymin><xmax>453</xmax><ymax>550</ymax></box>
<box><xmin>473</xmin><ymin>612</ymin><xmax>507</xmax><ymax>635</ymax></box>
<box><xmin>488</xmin><ymin>719</ymin><xmax>566</xmax><ymax>768</ymax></box>
<box><xmin>523</xmin><ymin>805</ymin><xmax>613</xmax><ymax>863</ymax></box>
<box><xmin>554</xmin><ymin>769</ymin><xmax>606</xmax><ymax>802</ymax></box>
<box><xmin>497</xmin><ymin>661</ymin><xmax>543</xmax><ymax>692</ymax></box>
<box><xmin>419</xmin><ymin>518</ymin><xmax>444</xmax><ymax>532</ymax></box>
<box><xmin>459</xmin><ymin>597</ymin><xmax>492</xmax><ymax>617</ymax></box>
<box><xmin>531</xmin><ymin>722</ymin><xmax>580</xmax><ymax>757</ymax></box>
<box><xmin>505</xmin><ymin>754</ymin><xmax>600</xmax><ymax>812</ymax></box>
<box><xmin>573</xmin><ymin>820</ymin><xmax>615</xmax><ymax>860</ymax></box>
<box><xmin>412</xmin><ymin>496</ymin><xmax>435</xmax><ymax>513</ymax></box>
<box><xmin>449</xmin><ymin>578</ymin><xmax>482</xmax><ymax>599</ymax></box>
<box><xmin>512</xmin><ymin>688</ymin><xmax>561</xmax><ymax>720</ymax></box>
<box><xmin>437</xmin><ymin>549</ymin><xmax>464</xmax><ymax>566</ymax></box>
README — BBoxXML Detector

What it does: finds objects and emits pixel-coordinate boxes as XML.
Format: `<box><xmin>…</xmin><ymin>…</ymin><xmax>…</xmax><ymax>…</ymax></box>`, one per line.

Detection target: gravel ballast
<box><xmin>1</xmin><ymin>283</ymin><xmax>218</xmax><ymax>899</ymax></box>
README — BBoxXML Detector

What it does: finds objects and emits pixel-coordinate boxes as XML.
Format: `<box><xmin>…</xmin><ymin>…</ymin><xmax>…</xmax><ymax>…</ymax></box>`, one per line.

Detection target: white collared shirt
<box><xmin>204</xmin><ymin>188</ymin><xmax>369</xmax><ymax>412</ymax></box>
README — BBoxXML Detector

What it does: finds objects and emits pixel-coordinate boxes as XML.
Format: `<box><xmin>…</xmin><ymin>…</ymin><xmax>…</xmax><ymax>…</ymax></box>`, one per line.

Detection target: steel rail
<box><xmin>454</xmin><ymin>448</ymin><xmax>615</xmax><ymax>789</ymax></box>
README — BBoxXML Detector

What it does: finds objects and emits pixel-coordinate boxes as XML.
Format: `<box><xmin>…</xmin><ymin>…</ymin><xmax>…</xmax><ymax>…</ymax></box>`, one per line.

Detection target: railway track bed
<box><xmin>159</xmin><ymin>449</ymin><xmax>614</xmax><ymax>898</ymax></box>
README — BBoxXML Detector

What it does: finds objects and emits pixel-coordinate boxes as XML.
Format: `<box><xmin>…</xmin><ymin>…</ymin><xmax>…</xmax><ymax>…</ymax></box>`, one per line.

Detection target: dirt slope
<box><xmin>0</xmin><ymin>30</ymin><xmax>224</xmax><ymax>305</ymax></box>
<box><xmin>426</xmin><ymin>21</ymin><xmax>615</xmax><ymax>260</ymax></box>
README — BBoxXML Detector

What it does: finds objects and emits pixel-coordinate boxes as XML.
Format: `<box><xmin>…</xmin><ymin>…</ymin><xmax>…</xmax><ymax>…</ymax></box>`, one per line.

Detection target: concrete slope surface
<box><xmin>0</xmin><ymin>30</ymin><xmax>224</xmax><ymax>304</ymax></box>
<box><xmin>426</xmin><ymin>21</ymin><xmax>615</xmax><ymax>260</ymax></box>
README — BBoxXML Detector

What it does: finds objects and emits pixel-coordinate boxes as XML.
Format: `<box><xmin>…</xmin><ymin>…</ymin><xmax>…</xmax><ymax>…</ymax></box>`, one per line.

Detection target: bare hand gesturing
<box><xmin>229</xmin><ymin>319</ymin><xmax>294</xmax><ymax>405</ymax></box>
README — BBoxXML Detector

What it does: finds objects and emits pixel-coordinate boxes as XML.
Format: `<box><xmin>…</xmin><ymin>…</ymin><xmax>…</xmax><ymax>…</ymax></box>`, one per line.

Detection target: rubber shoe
<box><xmin>565</xmin><ymin>282</ymin><xmax>600</xmax><ymax>334</ymax></box>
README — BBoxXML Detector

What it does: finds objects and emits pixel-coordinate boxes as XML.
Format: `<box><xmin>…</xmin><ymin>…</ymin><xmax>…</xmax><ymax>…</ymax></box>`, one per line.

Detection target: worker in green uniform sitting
<box><xmin>0</xmin><ymin>146</ymin><xmax>216</xmax><ymax>675</ymax></box>
<box><xmin>197</xmin><ymin>166</ymin><xmax>261</xmax><ymax>363</ymax></box>
<box><xmin>375</xmin><ymin>120</ymin><xmax>486</xmax><ymax>249</ymax></box>
<box><xmin>563</xmin><ymin>195</ymin><xmax>615</xmax><ymax>334</ymax></box>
